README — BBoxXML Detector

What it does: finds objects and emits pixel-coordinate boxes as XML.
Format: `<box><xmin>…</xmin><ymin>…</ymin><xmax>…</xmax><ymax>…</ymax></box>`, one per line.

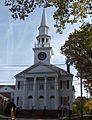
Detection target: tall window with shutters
<box><xmin>60</xmin><ymin>80</ymin><xmax>62</xmax><ymax>89</ymax></box>
<box><xmin>47</xmin><ymin>77</ymin><xmax>55</xmax><ymax>90</ymax></box>
<box><xmin>18</xmin><ymin>81</ymin><xmax>20</xmax><ymax>90</ymax></box>
<box><xmin>62</xmin><ymin>81</ymin><xmax>67</xmax><ymax>89</ymax></box>
<box><xmin>67</xmin><ymin>80</ymin><xmax>69</xmax><ymax>89</ymax></box>
<box><xmin>17</xmin><ymin>96</ymin><xmax>19</xmax><ymax>106</ymax></box>
<box><xmin>17</xmin><ymin>81</ymin><xmax>24</xmax><ymax>90</ymax></box>
<box><xmin>61</xmin><ymin>96</ymin><xmax>62</xmax><ymax>105</ymax></box>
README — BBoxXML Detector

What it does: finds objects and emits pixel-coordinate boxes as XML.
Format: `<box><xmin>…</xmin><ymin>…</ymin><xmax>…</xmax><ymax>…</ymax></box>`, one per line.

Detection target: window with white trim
<box><xmin>27</xmin><ymin>77</ymin><xmax>34</xmax><ymax>90</ymax></box>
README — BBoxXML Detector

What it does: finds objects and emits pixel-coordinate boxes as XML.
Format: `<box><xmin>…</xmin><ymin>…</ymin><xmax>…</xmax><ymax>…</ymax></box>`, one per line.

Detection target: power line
<box><xmin>0</xmin><ymin>64</ymin><xmax>63</xmax><ymax>71</ymax></box>
<box><xmin>0</xmin><ymin>64</ymin><xmax>30</xmax><ymax>67</ymax></box>
<box><xmin>0</xmin><ymin>69</ymin><xmax>22</xmax><ymax>72</ymax></box>
<box><xmin>0</xmin><ymin>63</ymin><xmax>76</xmax><ymax>72</ymax></box>
<box><xmin>0</xmin><ymin>63</ymin><xmax>66</xmax><ymax>67</ymax></box>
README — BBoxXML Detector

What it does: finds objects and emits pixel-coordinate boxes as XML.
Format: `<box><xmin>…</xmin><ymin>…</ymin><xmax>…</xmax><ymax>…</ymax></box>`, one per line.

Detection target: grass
<box><xmin>65</xmin><ymin>114</ymin><xmax>92</xmax><ymax>120</ymax></box>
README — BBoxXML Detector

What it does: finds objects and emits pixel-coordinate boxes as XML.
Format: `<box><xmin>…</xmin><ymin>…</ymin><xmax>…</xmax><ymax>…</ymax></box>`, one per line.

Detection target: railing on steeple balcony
<box><xmin>35</xmin><ymin>43</ymin><xmax>50</xmax><ymax>48</ymax></box>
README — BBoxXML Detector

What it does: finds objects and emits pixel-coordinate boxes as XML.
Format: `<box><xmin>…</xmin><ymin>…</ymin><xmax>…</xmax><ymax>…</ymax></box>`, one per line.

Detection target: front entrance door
<box><xmin>50</xmin><ymin>96</ymin><xmax>55</xmax><ymax>109</ymax></box>
<box><xmin>28</xmin><ymin>96</ymin><xmax>33</xmax><ymax>109</ymax></box>
<box><xmin>39</xmin><ymin>96</ymin><xmax>44</xmax><ymax>109</ymax></box>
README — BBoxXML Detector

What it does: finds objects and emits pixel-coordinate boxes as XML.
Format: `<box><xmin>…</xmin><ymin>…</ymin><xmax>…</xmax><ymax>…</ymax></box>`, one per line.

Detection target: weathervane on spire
<box><xmin>39</xmin><ymin>0</ymin><xmax>51</xmax><ymax>8</ymax></box>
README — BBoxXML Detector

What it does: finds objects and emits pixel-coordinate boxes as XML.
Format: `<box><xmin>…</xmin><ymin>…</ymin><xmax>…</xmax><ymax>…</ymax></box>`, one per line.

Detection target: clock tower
<box><xmin>33</xmin><ymin>8</ymin><xmax>53</xmax><ymax>65</ymax></box>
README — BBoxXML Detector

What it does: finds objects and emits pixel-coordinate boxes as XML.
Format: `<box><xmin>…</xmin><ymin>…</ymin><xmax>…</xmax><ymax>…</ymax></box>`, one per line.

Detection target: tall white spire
<box><xmin>40</xmin><ymin>8</ymin><xmax>48</xmax><ymax>27</ymax></box>
<box><xmin>38</xmin><ymin>8</ymin><xmax>49</xmax><ymax>35</ymax></box>
<box><xmin>33</xmin><ymin>7</ymin><xmax>53</xmax><ymax>65</ymax></box>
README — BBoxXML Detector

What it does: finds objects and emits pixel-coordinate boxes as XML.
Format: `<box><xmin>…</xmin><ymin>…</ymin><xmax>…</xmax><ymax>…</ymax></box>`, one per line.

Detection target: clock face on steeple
<box><xmin>38</xmin><ymin>52</ymin><xmax>47</xmax><ymax>60</ymax></box>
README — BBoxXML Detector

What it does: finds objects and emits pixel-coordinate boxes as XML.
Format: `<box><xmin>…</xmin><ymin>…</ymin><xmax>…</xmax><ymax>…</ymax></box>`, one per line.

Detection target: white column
<box><xmin>23</xmin><ymin>78</ymin><xmax>27</xmax><ymax>109</ymax></box>
<box><xmin>45</xmin><ymin>38</ymin><xmax>46</xmax><ymax>47</ymax></box>
<box><xmin>55</xmin><ymin>77</ymin><xmax>58</xmax><ymax>109</ymax></box>
<box><xmin>11</xmin><ymin>92</ymin><xmax>14</xmax><ymax>102</ymax></box>
<box><xmin>33</xmin><ymin>77</ymin><xmax>36</xmax><ymax>109</ymax></box>
<box><xmin>44</xmin><ymin>77</ymin><xmax>47</xmax><ymax>109</ymax></box>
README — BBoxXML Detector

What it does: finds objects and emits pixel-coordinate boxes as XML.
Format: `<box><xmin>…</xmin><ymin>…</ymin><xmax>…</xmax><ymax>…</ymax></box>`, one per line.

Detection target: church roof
<box><xmin>14</xmin><ymin>62</ymin><xmax>73</xmax><ymax>78</ymax></box>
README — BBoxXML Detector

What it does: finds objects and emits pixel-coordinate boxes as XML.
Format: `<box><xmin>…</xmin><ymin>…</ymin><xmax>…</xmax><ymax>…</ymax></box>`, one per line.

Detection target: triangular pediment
<box><xmin>27</xmin><ymin>64</ymin><xmax>56</xmax><ymax>73</ymax></box>
<box><xmin>15</xmin><ymin>62</ymin><xmax>73</xmax><ymax>77</ymax></box>
<box><xmin>15</xmin><ymin>62</ymin><xmax>59</xmax><ymax>77</ymax></box>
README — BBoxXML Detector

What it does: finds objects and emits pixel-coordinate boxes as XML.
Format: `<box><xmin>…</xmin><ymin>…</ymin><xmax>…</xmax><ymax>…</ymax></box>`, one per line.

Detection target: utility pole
<box><xmin>80</xmin><ymin>65</ymin><xmax>83</xmax><ymax>120</ymax></box>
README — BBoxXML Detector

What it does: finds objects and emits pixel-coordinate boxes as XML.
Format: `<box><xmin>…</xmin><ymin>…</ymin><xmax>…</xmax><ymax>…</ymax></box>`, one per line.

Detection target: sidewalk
<box><xmin>16</xmin><ymin>118</ymin><xmax>58</xmax><ymax>120</ymax></box>
<box><xmin>0</xmin><ymin>114</ymin><xmax>8</xmax><ymax>119</ymax></box>
<box><xmin>0</xmin><ymin>114</ymin><xmax>58</xmax><ymax>120</ymax></box>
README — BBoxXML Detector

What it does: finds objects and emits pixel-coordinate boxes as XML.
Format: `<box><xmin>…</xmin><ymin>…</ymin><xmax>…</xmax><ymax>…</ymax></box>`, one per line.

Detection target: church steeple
<box><xmin>40</xmin><ymin>8</ymin><xmax>48</xmax><ymax>27</ymax></box>
<box><xmin>38</xmin><ymin>8</ymin><xmax>49</xmax><ymax>35</ymax></box>
<box><xmin>33</xmin><ymin>8</ymin><xmax>53</xmax><ymax>65</ymax></box>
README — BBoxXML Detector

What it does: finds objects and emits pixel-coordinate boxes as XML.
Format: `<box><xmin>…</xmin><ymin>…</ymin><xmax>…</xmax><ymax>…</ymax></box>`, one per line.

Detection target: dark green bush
<box><xmin>4</xmin><ymin>101</ymin><xmax>16</xmax><ymax>116</ymax></box>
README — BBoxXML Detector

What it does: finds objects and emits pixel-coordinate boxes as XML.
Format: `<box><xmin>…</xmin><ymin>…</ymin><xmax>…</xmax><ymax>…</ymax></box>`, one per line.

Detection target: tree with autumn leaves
<box><xmin>72</xmin><ymin>97</ymin><xmax>92</xmax><ymax>114</ymax></box>
<box><xmin>5</xmin><ymin>0</ymin><xmax>92</xmax><ymax>33</ymax></box>
<box><xmin>84</xmin><ymin>99</ymin><xmax>92</xmax><ymax>113</ymax></box>
<box><xmin>61</xmin><ymin>23</ymin><xmax>92</xmax><ymax>95</ymax></box>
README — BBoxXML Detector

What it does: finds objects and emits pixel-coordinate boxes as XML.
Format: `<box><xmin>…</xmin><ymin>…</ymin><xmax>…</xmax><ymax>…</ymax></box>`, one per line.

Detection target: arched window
<box><xmin>42</xmin><ymin>38</ymin><xmax>44</xmax><ymax>47</ymax></box>
<box><xmin>39</xmin><ymin>96</ymin><xmax>44</xmax><ymax>99</ymax></box>
<box><xmin>50</xmin><ymin>96</ymin><xmax>55</xmax><ymax>109</ymax></box>
<box><xmin>46</xmin><ymin>38</ymin><xmax>48</xmax><ymax>43</ymax></box>
<box><xmin>50</xmin><ymin>96</ymin><xmax>55</xmax><ymax>99</ymax></box>
<box><xmin>42</xmin><ymin>38</ymin><xmax>44</xmax><ymax>43</ymax></box>
<box><xmin>28</xmin><ymin>96</ymin><xmax>33</xmax><ymax>99</ymax></box>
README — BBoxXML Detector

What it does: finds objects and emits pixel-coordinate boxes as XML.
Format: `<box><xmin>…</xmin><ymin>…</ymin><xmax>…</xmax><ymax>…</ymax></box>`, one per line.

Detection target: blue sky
<box><xmin>0</xmin><ymin>1</ymin><xmax>89</xmax><ymax>97</ymax></box>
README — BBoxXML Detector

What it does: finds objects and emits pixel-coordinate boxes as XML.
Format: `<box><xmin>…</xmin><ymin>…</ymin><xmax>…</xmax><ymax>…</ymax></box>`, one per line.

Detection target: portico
<box><xmin>22</xmin><ymin>75</ymin><xmax>59</xmax><ymax>110</ymax></box>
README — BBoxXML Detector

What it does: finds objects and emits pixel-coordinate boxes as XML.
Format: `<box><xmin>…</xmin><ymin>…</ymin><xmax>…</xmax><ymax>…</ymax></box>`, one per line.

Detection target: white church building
<box><xmin>14</xmin><ymin>9</ymin><xmax>73</xmax><ymax>113</ymax></box>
